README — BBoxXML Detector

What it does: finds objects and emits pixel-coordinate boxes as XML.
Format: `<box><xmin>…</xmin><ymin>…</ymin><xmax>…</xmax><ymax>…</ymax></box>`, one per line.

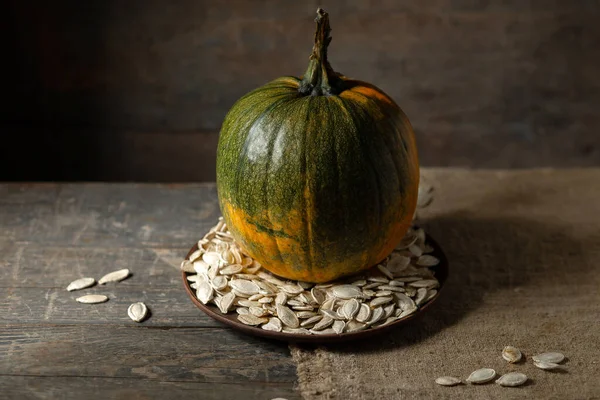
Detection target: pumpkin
<box><xmin>216</xmin><ymin>9</ymin><xmax>419</xmax><ymax>283</ymax></box>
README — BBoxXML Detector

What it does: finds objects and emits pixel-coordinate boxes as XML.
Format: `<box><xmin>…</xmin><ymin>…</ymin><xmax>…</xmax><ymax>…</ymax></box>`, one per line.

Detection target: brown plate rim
<box><xmin>181</xmin><ymin>233</ymin><xmax>448</xmax><ymax>343</ymax></box>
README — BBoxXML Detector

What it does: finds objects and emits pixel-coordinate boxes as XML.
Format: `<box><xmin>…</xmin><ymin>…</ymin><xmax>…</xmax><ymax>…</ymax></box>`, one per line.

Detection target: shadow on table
<box><xmin>296</xmin><ymin>213</ymin><xmax>595</xmax><ymax>353</ymax></box>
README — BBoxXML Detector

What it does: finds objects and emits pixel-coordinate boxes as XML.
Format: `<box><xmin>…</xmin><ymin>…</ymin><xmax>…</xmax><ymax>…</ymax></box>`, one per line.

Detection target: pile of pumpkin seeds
<box><xmin>436</xmin><ymin>346</ymin><xmax>567</xmax><ymax>388</ymax></box>
<box><xmin>180</xmin><ymin>218</ymin><xmax>441</xmax><ymax>335</ymax></box>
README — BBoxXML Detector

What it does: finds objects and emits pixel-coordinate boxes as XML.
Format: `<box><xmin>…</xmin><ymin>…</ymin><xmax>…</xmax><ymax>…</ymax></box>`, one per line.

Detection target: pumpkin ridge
<box><xmin>233</xmin><ymin>93</ymin><xmax>297</xmax><ymax>216</ymax></box>
<box><xmin>335</xmin><ymin>95</ymin><xmax>384</xmax><ymax>238</ymax></box>
<box><xmin>341</xmin><ymin>88</ymin><xmax>407</xmax><ymax>203</ymax></box>
<box><xmin>328</xmin><ymin>96</ymin><xmax>356</xmax><ymax>268</ymax></box>
<box><xmin>263</xmin><ymin>99</ymin><xmax>302</xmax><ymax>265</ymax></box>
<box><xmin>302</xmin><ymin>96</ymin><xmax>315</xmax><ymax>274</ymax></box>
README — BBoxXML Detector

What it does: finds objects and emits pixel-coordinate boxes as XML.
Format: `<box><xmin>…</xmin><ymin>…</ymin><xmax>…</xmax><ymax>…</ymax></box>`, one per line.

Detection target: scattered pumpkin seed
<box><xmin>127</xmin><ymin>302</ymin><xmax>148</xmax><ymax>322</ymax></box>
<box><xmin>435</xmin><ymin>376</ymin><xmax>462</xmax><ymax>386</ymax></box>
<box><xmin>98</xmin><ymin>269</ymin><xmax>130</xmax><ymax>285</ymax></box>
<box><xmin>76</xmin><ymin>294</ymin><xmax>108</xmax><ymax>304</ymax></box>
<box><xmin>502</xmin><ymin>346</ymin><xmax>523</xmax><ymax>363</ymax></box>
<box><xmin>495</xmin><ymin>372</ymin><xmax>528</xmax><ymax>387</ymax></box>
<box><xmin>466</xmin><ymin>368</ymin><xmax>496</xmax><ymax>384</ymax></box>
<box><xmin>67</xmin><ymin>277</ymin><xmax>96</xmax><ymax>292</ymax></box>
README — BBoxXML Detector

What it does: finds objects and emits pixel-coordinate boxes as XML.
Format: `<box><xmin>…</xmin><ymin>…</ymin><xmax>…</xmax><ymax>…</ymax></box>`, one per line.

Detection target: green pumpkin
<box><xmin>216</xmin><ymin>9</ymin><xmax>419</xmax><ymax>283</ymax></box>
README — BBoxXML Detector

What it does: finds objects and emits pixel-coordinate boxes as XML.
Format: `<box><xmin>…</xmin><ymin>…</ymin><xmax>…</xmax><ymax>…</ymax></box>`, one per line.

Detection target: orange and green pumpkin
<box><xmin>216</xmin><ymin>9</ymin><xmax>419</xmax><ymax>283</ymax></box>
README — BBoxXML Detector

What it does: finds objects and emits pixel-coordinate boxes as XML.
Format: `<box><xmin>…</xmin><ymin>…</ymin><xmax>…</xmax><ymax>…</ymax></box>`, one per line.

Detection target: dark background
<box><xmin>2</xmin><ymin>0</ymin><xmax>599</xmax><ymax>182</ymax></box>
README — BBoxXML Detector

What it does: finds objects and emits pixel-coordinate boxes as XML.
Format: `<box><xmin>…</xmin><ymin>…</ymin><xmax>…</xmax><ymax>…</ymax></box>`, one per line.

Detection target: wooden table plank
<box><xmin>1</xmin><ymin>183</ymin><xmax>220</xmax><ymax>247</ymax></box>
<box><xmin>1</xmin><ymin>376</ymin><xmax>301</xmax><ymax>400</ymax></box>
<box><xmin>2</xmin><ymin>243</ymin><xmax>188</xmax><ymax>287</ymax></box>
<box><xmin>3</xmin><ymin>287</ymin><xmax>223</xmax><ymax>327</ymax></box>
<box><xmin>1</xmin><ymin>325</ymin><xmax>295</xmax><ymax>383</ymax></box>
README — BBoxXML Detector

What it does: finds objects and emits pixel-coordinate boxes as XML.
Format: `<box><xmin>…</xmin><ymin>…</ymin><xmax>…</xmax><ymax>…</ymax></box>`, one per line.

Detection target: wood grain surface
<box><xmin>3</xmin><ymin>0</ymin><xmax>600</xmax><ymax>181</ymax></box>
<box><xmin>0</xmin><ymin>183</ymin><xmax>300</xmax><ymax>399</ymax></box>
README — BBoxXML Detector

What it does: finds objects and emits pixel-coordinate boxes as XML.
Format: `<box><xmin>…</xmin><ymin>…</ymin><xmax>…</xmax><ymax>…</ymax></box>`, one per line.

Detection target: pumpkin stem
<box><xmin>299</xmin><ymin>8</ymin><xmax>342</xmax><ymax>96</ymax></box>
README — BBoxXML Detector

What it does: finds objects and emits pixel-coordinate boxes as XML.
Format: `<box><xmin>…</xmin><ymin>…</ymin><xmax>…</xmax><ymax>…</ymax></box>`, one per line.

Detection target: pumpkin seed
<box><xmin>386</xmin><ymin>254</ymin><xmax>411</xmax><ymax>274</ymax></box>
<box><xmin>98</xmin><ymin>269</ymin><xmax>130</xmax><ymax>285</ymax></box>
<box><xmin>258</xmin><ymin>296</ymin><xmax>273</xmax><ymax>304</ymax></box>
<box><xmin>533</xmin><ymin>360</ymin><xmax>563</xmax><ymax>370</ymax></box>
<box><xmin>312</xmin><ymin>316</ymin><xmax>334</xmax><ymax>331</ymax></box>
<box><xmin>394</xmin><ymin>293</ymin><xmax>416</xmax><ymax>310</ymax></box>
<box><xmin>229</xmin><ymin>279</ymin><xmax>260</xmax><ymax>295</ymax></box>
<box><xmin>262</xmin><ymin>317</ymin><xmax>283</xmax><ymax>332</ymax></box>
<box><xmin>345</xmin><ymin>320</ymin><xmax>367</xmax><ymax>332</ymax></box>
<box><xmin>416</xmin><ymin>255</ymin><xmax>440</xmax><ymax>267</ymax></box>
<box><xmin>202</xmin><ymin>252</ymin><xmax>220</xmax><ymax>267</ymax></box>
<box><xmin>502</xmin><ymin>346</ymin><xmax>522</xmax><ymax>363</ymax></box>
<box><xmin>376</xmin><ymin>264</ymin><xmax>394</xmax><ymax>280</ymax></box>
<box><xmin>180</xmin><ymin>259</ymin><xmax>195</xmax><ymax>272</ymax></box>
<box><xmin>376</xmin><ymin>285</ymin><xmax>406</xmax><ymax>293</ymax></box>
<box><xmin>67</xmin><ymin>277</ymin><xmax>96</xmax><ymax>292</ymax></box>
<box><xmin>351</xmin><ymin>279</ymin><xmax>367</xmax><ymax>286</ymax></box>
<box><xmin>218</xmin><ymin>292</ymin><xmax>235</xmax><ymax>313</ymax></box>
<box><xmin>310</xmin><ymin>288</ymin><xmax>326</xmax><ymax>304</ymax></box>
<box><xmin>249</xmin><ymin>306</ymin><xmax>268</xmax><ymax>317</ymax></box>
<box><xmin>341</xmin><ymin>298</ymin><xmax>360</xmax><ymax>319</ymax></box>
<box><xmin>363</xmin><ymin>282</ymin><xmax>383</xmax><ymax>290</ymax></box>
<box><xmin>248</xmin><ymin>293</ymin><xmax>263</xmax><ymax>301</ymax></box>
<box><xmin>193</xmin><ymin>260</ymin><xmax>210</xmax><ymax>275</ymax></box>
<box><xmin>495</xmin><ymin>372</ymin><xmax>528</xmax><ymax>387</ymax></box>
<box><xmin>127</xmin><ymin>302</ymin><xmax>148</xmax><ymax>322</ymax></box>
<box><xmin>398</xmin><ymin>304</ymin><xmax>418</xmax><ymax>318</ymax></box>
<box><xmin>466</xmin><ymin>368</ymin><xmax>496</xmax><ymax>384</ymax></box>
<box><xmin>221</xmin><ymin>249</ymin><xmax>235</xmax><ymax>264</ymax></box>
<box><xmin>388</xmin><ymin>280</ymin><xmax>405</xmax><ymax>287</ymax></box>
<box><xmin>211</xmin><ymin>275</ymin><xmax>228</xmax><ymax>290</ymax></box>
<box><xmin>408</xmin><ymin>244</ymin><xmax>423</xmax><ymax>257</ymax></box>
<box><xmin>532</xmin><ymin>352</ymin><xmax>565</xmax><ymax>364</ymax></box>
<box><xmin>383</xmin><ymin>304</ymin><xmax>395</xmax><ymax>319</ymax></box>
<box><xmin>238</xmin><ymin>299</ymin><xmax>261</xmax><ymax>308</ymax></box>
<box><xmin>220</xmin><ymin>264</ymin><xmax>243</xmax><ymax>275</ymax></box>
<box><xmin>276</xmin><ymin>304</ymin><xmax>299</xmax><ymax>328</ymax></box>
<box><xmin>367</xmin><ymin>276</ymin><xmax>389</xmax><ymax>283</ymax></box>
<box><xmin>282</xmin><ymin>284</ymin><xmax>304</xmax><ymax>295</ymax></box>
<box><xmin>332</xmin><ymin>285</ymin><xmax>363</xmax><ymax>299</ymax></box>
<box><xmin>435</xmin><ymin>376</ymin><xmax>461</xmax><ymax>386</ymax></box>
<box><xmin>332</xmin><ymin>320</ymin><xmax>345</xmax><ymax>333</ymax></box>
<box><xmin>415</xmin><ymin>288</ymin><xmax>428</xmax><ymax>306</ymax></box>
<box><xmin>196</xmin><ymin>281</ymin><xmax>214</xmax><ymax>304</ymax></box>
<box><xmin>362</xmin><ymin>289</ymin><xmax>376</xmax><ymax>297</ymax></box>
<box><xmin>76</xmin><ymin>294</ymin><xmax>108</xmax><ymax>304</ymax></box>
<box><xmin>370</xmin><ymin>296</ymin><xmax>393</xmax><ymax>307</ymax></box>
<box><xmin>300</xmin><ymin>315</ymin><xmax>323</xmax><ymax>327</ymax></box>
<box><xmin>375</xmin><ymin>290</ymin><xmax>393</xmax><ymax>297</ymax></box>
<box><xmin>296</xmin><ymin>311</ymin><xmax>318</xmax><ymax>319</ymax></box>
<box><xmin>292</xmin><ymin>305</ymin><xmax>314</xmax><ymax>311</ymax></box>
<box><xmin>409</xmin><ymin>279</ymin><xmax>439</xmax><ymax>288</ymax></box>
<box><xmin>237</xmin><ymin>314</ymin><xmax>268</xmax><ymax>326</ymax></box>
<box><xmin>366</xmin><ymin>307</ymin><xmax>384</xmax><ymax>325</ymax></box>
<box><xmin>320</xmin><ymin>309</ymin><xmax>341</xmax><ymax>320</ymax></box>
<box><xmin>236</xmin><ymin>307</ymin><xmax>249</xmax><ymax>315</ymax></box>
<box><xmin>320</xmin><ymin>297</ymin><xmax>336</xmax><ymax>310</ymax></box>
<box><xmin>188</xmin><ymin>249</ymin><xmax>203</xmax><ymax>262</ymax></box>
<box><xmin>275</xmin><ymin>292</ymin><xmax>288</xmax><ymax>305</ymax></box>
<box><xmin>355</xmin><ymin>303</ymin><xmax>371</xmax><ymax>323</ymax></box>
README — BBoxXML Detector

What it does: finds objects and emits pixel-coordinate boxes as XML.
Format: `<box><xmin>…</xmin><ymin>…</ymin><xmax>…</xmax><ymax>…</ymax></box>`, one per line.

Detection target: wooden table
<box><xmin>1</xmin><ymin>183</ymin><xmax>299</xmax><ymax>399</ymax></box>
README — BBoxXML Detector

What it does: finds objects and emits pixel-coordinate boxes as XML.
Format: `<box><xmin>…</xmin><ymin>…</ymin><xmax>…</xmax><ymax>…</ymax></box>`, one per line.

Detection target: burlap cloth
<box><xmin>290</xmin><ymin>168</ymin><xmax>600</xmax><ymax>400</ymax></box>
